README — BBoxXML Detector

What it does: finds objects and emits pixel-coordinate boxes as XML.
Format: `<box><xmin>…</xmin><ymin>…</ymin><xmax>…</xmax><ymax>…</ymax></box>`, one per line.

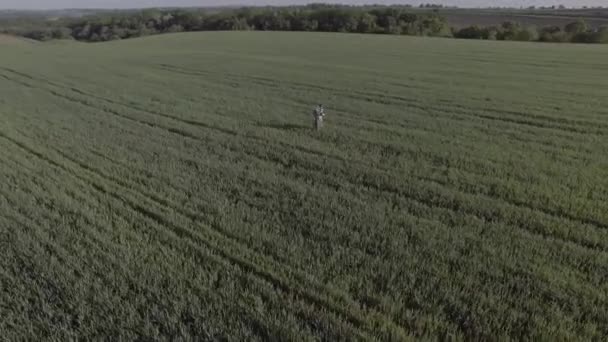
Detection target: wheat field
<box><xmin>1</xmin><ymin>32</ymin><xmax>607</xmax><ymax>340</ymax></box>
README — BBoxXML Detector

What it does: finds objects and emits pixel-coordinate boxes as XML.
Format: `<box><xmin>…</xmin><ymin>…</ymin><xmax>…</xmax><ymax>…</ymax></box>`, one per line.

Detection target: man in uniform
<box><xmin>312</xmin><ymin>104</ymin><xmax>325</xmax><ymax>130</ymax></box>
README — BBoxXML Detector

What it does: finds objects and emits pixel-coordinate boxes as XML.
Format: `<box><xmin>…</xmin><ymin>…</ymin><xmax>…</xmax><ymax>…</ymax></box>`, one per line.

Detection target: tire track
<box><xmin>51</xmin><ymin>103</ymin><xmax>608</xmax><ymax>254</ymax></box>
<box><xmin>0</xmin><ymin>130</ymin><xmax>403</xmax><ymax>340</ymax></box>
<box><xmin>0</xmin><ymin>197</ymin><xmax>314</xmax><ymax>341</ymax></box>
<box><xmin>159</xmin><ymin>62</ymin><xmax>607</xmax><ymax>127</ymax></box>
<box><xmin>1</xmin><ymin>66</ymin><xmax>596</xmax><ymax>176</ymax></box>
<box><xmin>0</xmin><ymin>144</ymin><xmax>348</xmax><ymax>340</ymax></box>
<box><xmin>2</xmin><ymin>130</ymin><xmax>473</xmax><ymax>339</ymax></box>
<box><xmin>4</xmin><ymin>68</ymin><xmax>607</xmax><ymax>250</ymax></box>
<box><xmin>0</xmin><ymin>68</ymin><xmax>582</xmax><ymax>196</ymax></box>
<box><xmin>13</xmin><ymin>115</ymin><xmax>608</xmax><ymax>280</ymax></box>
<box><xmin>19</xmin><ymin>117</ymin><xmax>608</xmax><ymax>287</ymax></box>
<box><xmin>7</xmin><ymin>75</ymin><xmax>606</xmax><ymax>254</ymax></box>
<box><xmin>2</xmin><ymin>71</ymin><xmax>604</xmax><ymax>336</ymax></box>
<box><xmin>273</xmin><ymin>93</ymin><xmax>596</xmax><ymax>167</ymax></box>
<box><xmin>155</xmin><ymin>64</ymin><xmax>608</xmax><ymax>136</ymax></box>
<box><xmin>114</xmin><ymin>64</ymin><xmax>594</xmax><ymax>156</ymax></box>
<box><xmin>6</xmin><ymin>65</ymin><xmax>607</xmax><ymax>141</ymax></box>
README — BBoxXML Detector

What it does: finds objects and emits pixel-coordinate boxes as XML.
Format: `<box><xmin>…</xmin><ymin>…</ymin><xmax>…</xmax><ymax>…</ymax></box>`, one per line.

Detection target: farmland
<box><xmin>0</xmin><ymin>31</ymin><xmax>607</xmax><ymax>340</ymax></box>
<box><xmin>437</xmin><ymin>8</ymin><xmax>608</xmax><ymax>29</ymax></box>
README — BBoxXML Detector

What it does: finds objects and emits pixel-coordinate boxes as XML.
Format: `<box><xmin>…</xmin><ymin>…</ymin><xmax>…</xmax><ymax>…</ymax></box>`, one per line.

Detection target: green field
<box><xmin>435</xmin><ymin>7</ymin><xmax>608</xmax><ymax>29</ymax></box>
<box><xmin>1</xmin><ymin>32</ymin><xmax>607</xmax><ymax>340</ymax></box>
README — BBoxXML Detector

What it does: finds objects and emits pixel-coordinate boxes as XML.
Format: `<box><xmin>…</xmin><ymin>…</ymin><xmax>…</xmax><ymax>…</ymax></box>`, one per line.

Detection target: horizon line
<box><xmin>0</xmin><ymin>4</ymin><xmax>600</xmax><ymax>11</ymax></box>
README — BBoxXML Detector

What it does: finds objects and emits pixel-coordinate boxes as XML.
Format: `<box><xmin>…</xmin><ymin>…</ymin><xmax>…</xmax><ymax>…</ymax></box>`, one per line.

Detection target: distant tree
<box><xmin>539</xmin><ymin>25</ymin><xmax>567</xmax><ymax>42</ymax></box>
<box><xmin>23</xmin><ymin>28</ymin><xmax>53</xmax><ymax>41</ymax></box>
<box><xmin>418</xmin><ymin>15</ymin><xmax>452</xmax><ymax>36</ymax></box>
<box><xmin>97</xmin><ymin>25</ymin><xmax>111</xmax><ymax>41</ymax></box>
<box><xmin>136</xmin><ymin>23</ymin><xmax>154</xmax><ymax>37</ymax></box>
<box><xmin>337</xmin><ymin>11</ymin><xmax>359</xmax><ymax>33</ymax></box>
<box><xmin>514</xmin><ymin>26</ymin><xmax>539</xmax><ymax>41</ymax></box>
<box><xmin>564</xmin><ymin>19</ymin><xmax>591</xmax><ymax>42</ymax></box>
<box><xmin>110</xmin><ymin>25</ymin><xmax>127</xmax><ymax>39</ymax></box>
<box><xmin>89</xmin><ymin>32</ymin><xmax>101</xmax><ymax>41</ymax></box>
<box><xmin>74</xmin><ymin>23</ymin><xmax>91</xmax><ymax>40</ymax></box>
<box><xmin>593</xmin><ymin>26</ymin><xmax>608</xmax><ymax>43</ymax></box>
<box><xmin>357</xmin><ymin>13</ymin><xmax>377</xmax><ymax>33</ymax></box>
<box><xmin>499</xmin><ymin>21</ymin><xmax>522</xmax><ymax>40</ymax></box>
<box><xmin>165</xmin><ymin>24</ymin><xmax>184</xmax><ymax>33</ymax></box>
<box><xmin>565</xmin><ymin>19</ymin><xmax>589</xmax><ymax>35</ymax></box>
<box><xmin>3</xmin><ymin>5</ymin><xmax>605</xmax><ymax>45</ymax></box>
<box><xmin>173</xmin><ymin>11</ymin><xmax>204</xmax><ymax>31</ymax></box>
<box><xmin>218</xmin><ymin>17</ymin><xmax>250</xmax><ymax>31</ymax></box>
<box><xmin>291</xmin><ymin>14</ymin><xmax>319</xmax><ymax>32</ymax></box>
<box><xmin>51</xmin><ymin>27</ymin><xmax>72</xmax><ymax>39</ymax></box>
<box><xmin>569</xmin><ymin>26</ymin><xmax>608</xmax><ymax>44</ymax></box>
<box><xmin>486</xmin><ymin>26</ymin><xmax>501</xmax><ymax>40</ymax></box>
<box><xmin>454</xmin><ymin>25</ymin><xmax>485</xmax><ymax>39</ymax></box>
<box><xmin>373</xmin><ymin>11</ymin><xmax>400</xmax><ymax>34</ymax></box>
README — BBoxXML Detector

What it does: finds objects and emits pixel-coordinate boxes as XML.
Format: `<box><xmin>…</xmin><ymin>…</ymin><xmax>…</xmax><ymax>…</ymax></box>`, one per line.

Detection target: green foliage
<box><xmin>486</xmin><ymin>27</ymin><xmax>500</xmax><ymax>40</ymax></box>
<box><xmin>565</xmin><ymin>19</ymin><xmax>589</xmax><ymax>34</ymax></box>
<box><xmin>2</xmin><ymin>7</ymin><xmax>606</xmax><ymax>44</ymax></box>
<box><xmin>454</xmin><ymin>22</ymin><xmax>538</xmax><ymax>41</ymax></box>
<box><xmin>593</xmin><ymin>26</ymin><xmax>608</xmax><ymax>43</ymax></box>
<box><xmin>514</xmin><ymin>26</ymin><xmax>539</xmax><ymax>41</ymax></box>
<box><xmin>0</xmin><ymin>31</ymin><xmax>607</xmax><ymax>340</ymax></box>
<box><xmin>539</xmin><ymin>26</ymin><xmax>569</xmax><ymax>42</ymax></box>
<box><xmin>454</xmin><ymin>25</ymin><xmax>486</xmax><ymax>39</ymax></box>
<box><xmin>498</xmin><ymin>21</ymin><xmax>523</xmax><ymax>40</ymax></box>
<box><xmin>454</xmin><ymin>18</ymin><xmax>606</xmax><ymax>44</ymax></box>
<box><xmin>0</xmin><ymin>6</ymin><xmax>452</xmax><ymax>42</ymax></box>
<box><xmin>356</xmin><ymin>13</ymin><xmax>377</xmax><ymax>33</ymax></box>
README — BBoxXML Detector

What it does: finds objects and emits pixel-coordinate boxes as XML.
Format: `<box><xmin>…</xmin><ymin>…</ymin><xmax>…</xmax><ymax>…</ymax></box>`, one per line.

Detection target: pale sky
<box><xmin>0</xmin><ymin>0</ymin><xmax>605</xmax><ymax>10</ymax></box>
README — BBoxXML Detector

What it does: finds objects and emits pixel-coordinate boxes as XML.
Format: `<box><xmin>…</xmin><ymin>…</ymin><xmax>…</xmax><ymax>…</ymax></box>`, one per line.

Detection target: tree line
<box><xmin>1</xmin><ymin>5</ymin><xmax>606</xmax><ymax>44</ymax></box>
<box><xmin>454</xmin><ymin>19</ymin><xmax>608</xmax><ymax>43</ymax></box>
<box><xmin>0</xmin><ymin>6</ymin><xmax>450</xmax><ymax>41</ymax></box>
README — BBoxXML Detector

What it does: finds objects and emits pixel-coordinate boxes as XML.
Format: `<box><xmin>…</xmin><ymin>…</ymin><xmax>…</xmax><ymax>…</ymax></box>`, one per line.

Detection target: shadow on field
<box><xmin>259</xmin><ymin>122</ymin><xmax>309</xmax><ymax>132</ymax></box>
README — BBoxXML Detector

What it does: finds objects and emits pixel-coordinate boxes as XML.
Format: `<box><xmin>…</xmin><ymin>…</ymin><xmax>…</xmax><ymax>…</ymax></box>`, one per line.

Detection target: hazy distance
<box><xmin>1</xmin><ymin>1</ymin><xmax>605</xmax><ymax>10</ymax></box>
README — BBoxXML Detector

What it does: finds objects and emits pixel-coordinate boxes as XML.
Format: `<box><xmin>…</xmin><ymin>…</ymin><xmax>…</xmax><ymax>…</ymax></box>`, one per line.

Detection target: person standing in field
<box><xmin>312</xmin><ymin>104</ymin><xmax>325</xmax><ymax>130</ymax></box>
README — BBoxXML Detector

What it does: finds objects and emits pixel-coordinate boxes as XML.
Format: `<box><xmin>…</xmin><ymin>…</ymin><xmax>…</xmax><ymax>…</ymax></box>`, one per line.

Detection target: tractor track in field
<box><xmin>106</xmin><ymin>63</ymin><xmax>608</xmax><ymax>153</ymax></box>
<box><xmin>17</xmin><ymin>105</ymin><xmax>608</xmax><ymax>260</ymax></box>
<box><xmin>9</xmin><ymin>129</ymin><xmax>599</xmax><ymax>341</ymax></box>
<box><xmin>0</xmin><ymin>153</ymin><xmax>354</xmax><ymax>340</ymax></box>
<box><xmin>3</xmin><ymin>68</ymin><xmax>607</xmax><ymax>254</ymax></box>
<box><xmin>3</xmin><ymin>68</ymin><xmax>606</xmax><ymax>227</ymax></box>
<box><xmin>1</xmin><ymin>66</ymin><xmax>599</xmax><ymax>169</ymax></box>
<box><xmin>0</xmin><ymin>188</ymin><xmax>152</xmax><ymax>305</ymax></box>
<box><xmin>1</xmin><ymin>35</ymin><xmax>608</xmax><ymax>338</ymax></box>
<box><xmin>8</xmin><ymin>104</ymin><xmax>608</xmax><ymax>264</ymax></box>
<box><xmin>155</xmin><ymin>64</ymin><xmax>608</xmax><ymax>135</ymax></box>
<box><xmin>6</xmin><ymin>64</ymin><xmax>608</xmax><ymax>139</ymax></box>
<box><xmin>0</xmin><ymin>192</ymin><xmax>326</xmax><ymax>341</ymax></box>
<box><xmin>0</xmin><ymin>129</ymin><xmax>407</xmax><ymax>340</ymax></box>
<box><xmin>5</xmin><ymin>106</ymin><xmax>608</xmax><ymax>342</ymax></box>
<box><xmin>15</xmin><ymin>112</ymin><xmax>598</xmax><ymax>286</ymax></box>
<box><xmin>0</xmin><ymin>140</ymin><xmax>332</xmax><ymax>336</ymax></box>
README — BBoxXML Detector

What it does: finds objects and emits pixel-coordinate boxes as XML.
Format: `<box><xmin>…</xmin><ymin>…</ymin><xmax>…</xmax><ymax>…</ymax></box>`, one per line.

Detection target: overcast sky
<box><xmin>0</xmin><ymin>1</ymin><xmax>605</xmax><ymax>10</ymax></box>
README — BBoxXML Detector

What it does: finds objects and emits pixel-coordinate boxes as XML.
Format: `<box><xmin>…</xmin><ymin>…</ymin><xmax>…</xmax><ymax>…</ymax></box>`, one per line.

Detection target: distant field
<box><xmin>1</xmin><ymin>32</ymin><xmax>607</xmax><ymax>340</ymax></box>
<box><xmin>436</xmin><ymin>8</ymin><xmax>608</xmax><ymax>28</ymax></box>
<box><xmin>445</xmin><ymin>12</ymin><xmax>608</xmax><ymax>29</ymax></box>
